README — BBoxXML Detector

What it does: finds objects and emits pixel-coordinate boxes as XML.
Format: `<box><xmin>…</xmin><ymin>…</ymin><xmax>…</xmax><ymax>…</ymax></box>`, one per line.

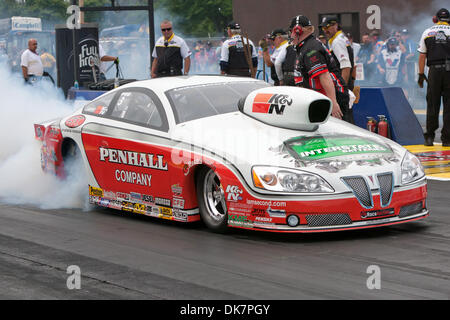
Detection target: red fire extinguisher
<box><xmin>366</xmin><ymin>117</ymin><xmax>377</xmax><ymax>133</ymax></box>
<box><xmin>377</xmin><ymin>115</ymin><xmax>389</xmax><ymax>138</ymax></box>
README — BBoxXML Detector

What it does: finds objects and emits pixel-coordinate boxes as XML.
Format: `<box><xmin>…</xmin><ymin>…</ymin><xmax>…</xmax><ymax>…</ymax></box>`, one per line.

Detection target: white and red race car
<box><xmin>34</xmin><ymin>76</ymin><xmax>428</xmax><ymax>233</ymax></box>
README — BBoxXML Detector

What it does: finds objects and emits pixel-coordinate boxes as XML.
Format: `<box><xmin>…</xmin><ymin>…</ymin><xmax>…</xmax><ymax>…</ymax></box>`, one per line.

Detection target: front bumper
<box><xmin>226</xmin><ymin>180</ymin><xmax>428</xmax><ymax>233</ymax></box>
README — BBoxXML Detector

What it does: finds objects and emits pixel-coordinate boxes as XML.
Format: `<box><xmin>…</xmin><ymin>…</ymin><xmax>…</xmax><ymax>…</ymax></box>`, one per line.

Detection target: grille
<box><xmin>377</xmin><ymin>173</ymin><xmax>393</xmax><ymax>207</ymax></box>
<box><xmin>342</xmin><ymin>177</ymin><xmax>373</xmax><ymax>208</ymax></box>
<box><xmin>399</xmin><ymin>202</ymin><xmax>423</xmax><ymax>218</ymax></box>
<box><xmin>306</xmin><ymin>213</ymin><xmax>352</xmax><ymax>227</ymax></box>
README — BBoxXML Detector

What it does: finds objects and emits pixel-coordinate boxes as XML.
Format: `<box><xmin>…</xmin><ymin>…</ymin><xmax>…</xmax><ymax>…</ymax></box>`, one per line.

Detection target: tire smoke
<box><xmin>0</xmin><ymin>61</ymin><xmax>89</xmax><ymax>210</ymax></box>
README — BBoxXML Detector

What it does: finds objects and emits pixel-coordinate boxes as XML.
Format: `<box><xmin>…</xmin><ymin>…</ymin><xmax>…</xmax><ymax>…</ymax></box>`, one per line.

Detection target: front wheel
<box><xmin>196</xmin><ymin>167</ymin><xmax>228</xmax><ymax>233</ymax></box>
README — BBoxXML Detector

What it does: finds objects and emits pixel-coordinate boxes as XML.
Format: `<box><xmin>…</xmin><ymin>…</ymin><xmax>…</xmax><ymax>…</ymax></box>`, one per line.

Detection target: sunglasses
<box><xmin>161</xmin><ymin>28</ymin><xmax>172</xmax><ymax>32</ymax></box>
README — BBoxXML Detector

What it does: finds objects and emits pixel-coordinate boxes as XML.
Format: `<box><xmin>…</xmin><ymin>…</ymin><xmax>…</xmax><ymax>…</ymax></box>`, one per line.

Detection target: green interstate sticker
<box><xmin>285</xmin><ymin>135</ymin><xmax>392</xmax><ymax>160</ymax></box>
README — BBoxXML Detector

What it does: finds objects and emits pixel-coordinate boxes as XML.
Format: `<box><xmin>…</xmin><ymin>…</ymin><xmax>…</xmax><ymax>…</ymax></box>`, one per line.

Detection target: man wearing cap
<box><xmin>418</xmin><ymin>8</ymin><xmax>450</xmax><ymax>146</ymax></box>
<box><xmin>320</xmin><ymin>16</ymin><xmax>355</xmax><ymax>91</ymax></box>
<box><xmin>151</xmin><ymin>20</ymin><xmax>191</xmax><ymax>78</ymax></box>
<box><xmin>289</xmin><ymin>15</ymin><xmax>351</xmax><ymax>122</ymax></box>
<box><xmin>259</xmin><ymin>29</ymin><xmax>289</xmax><ymax>85</ymax></box>
<box><xmin>220</xmin><ymin>22</ymin><xmax>258</xmax><ymax>77</ymax></box>
<box><xmin>377</xmin><ymin>37</ymin><xmax>406</xmax><ymax>87</ymax></box>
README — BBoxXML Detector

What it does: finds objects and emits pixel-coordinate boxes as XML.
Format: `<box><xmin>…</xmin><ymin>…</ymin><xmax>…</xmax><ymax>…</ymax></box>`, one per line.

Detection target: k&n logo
<box><xmin>252</xmin><ymin>93</ymin><xmax>293</xmax><ymax>115</ymax></box>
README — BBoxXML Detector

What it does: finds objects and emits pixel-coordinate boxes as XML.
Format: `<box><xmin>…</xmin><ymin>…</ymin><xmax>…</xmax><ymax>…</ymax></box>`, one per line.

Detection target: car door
<box><xmin>81</xmin><ymin>87</ymin><xmax>173</xmax><ymax>211</ymax></box>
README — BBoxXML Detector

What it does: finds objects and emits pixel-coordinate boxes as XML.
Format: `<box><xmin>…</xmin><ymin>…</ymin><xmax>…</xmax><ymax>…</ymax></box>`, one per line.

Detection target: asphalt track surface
<box><xmin>0</xmin><ymin>179</ymin><xmax>449</xmax><ymax>300</ymax></box>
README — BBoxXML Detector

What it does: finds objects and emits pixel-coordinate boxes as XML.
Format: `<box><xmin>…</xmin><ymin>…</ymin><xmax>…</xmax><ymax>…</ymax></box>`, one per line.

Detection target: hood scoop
<box><xmin>238</xmin><ymin>86</ymin><xmax>331</xmax><ymax>131</ymax></box>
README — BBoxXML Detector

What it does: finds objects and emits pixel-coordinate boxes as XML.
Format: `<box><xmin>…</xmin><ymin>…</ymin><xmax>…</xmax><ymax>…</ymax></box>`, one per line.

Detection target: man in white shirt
<box><xmin>21</xmin><ymin>39</ymin><xmax>44</xmax><ymax>82</ymax></box>
<box><xmin>151</xmin><ymin>20</ymin><xmax>191</xmax><ymax>78</ymax></box>
<box><xmin>320</xmin><ymin>16</ymin><xmax>355</xmax><ymax>90</ymax></box>
<box><xmin>260</xmin><ymin>29</ymin><xmax>289</xmax><ymax>85</ymax></box>
<box><xmin>99</xmin><ymin>43</ymin><xmax>118</xmax><ymax>81</ymax></box>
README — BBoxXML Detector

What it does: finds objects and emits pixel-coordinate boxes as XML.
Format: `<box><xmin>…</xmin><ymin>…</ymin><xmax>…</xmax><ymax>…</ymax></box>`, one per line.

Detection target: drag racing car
<box><xmin>34</xmin><ymin>75</ymin><xmax>428</xmax><ymax>233</ymax></box>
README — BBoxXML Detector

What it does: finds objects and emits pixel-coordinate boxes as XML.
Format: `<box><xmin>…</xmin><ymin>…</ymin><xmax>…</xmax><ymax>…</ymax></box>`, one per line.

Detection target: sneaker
<box><xmin>424</xmin><ymin>137</ymin><xmax>434</xmax><ymax>146</ymax></box>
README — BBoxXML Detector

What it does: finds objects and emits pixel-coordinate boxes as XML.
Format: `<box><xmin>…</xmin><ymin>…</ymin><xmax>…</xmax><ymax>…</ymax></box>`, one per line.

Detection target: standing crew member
<box><xmin>99</xmin><ymin>43</ymin><xmax>119</xmax><ymax>81</ymax></box>
<box><xmin>220</xmin><ymin>22</ymin><xmax>258</xmax><ymax>77</ymax></box>
<box><xmin>290</xmin><ymin>15</ymin><xmax>352</xmax><ymax>122</ymax></box>
<box><xmin>274</xmin><ymin>24</ymin><xmax>301</xmax><ymax>86</ymax></box>
<box><xmin>320</xmin><ymin>16</ymin><xmax>355</xmax><ymax>90</ymax></box>
<box><xmin>151</xmin><ymin>20</ymin><xmax>191</xmax><ymax>78</ymax></box>
<box><xmin>418</xmin><ymin>8</ymin><xmax>450</xmax><ymax>146</ymax></box>
<box><xmin>259</xmin><ymin>29</ymin><xmax>289</xmax><ymax>85</ymax></box>
<box><xmin>21</xmin><ymin>39</ymin><xmax>43</xmax><ymax>83</ymax></box>
<box><xmin>377</xmin><ymin>37</ymin><xmax>406</xmax><ymax>87</ymax></box>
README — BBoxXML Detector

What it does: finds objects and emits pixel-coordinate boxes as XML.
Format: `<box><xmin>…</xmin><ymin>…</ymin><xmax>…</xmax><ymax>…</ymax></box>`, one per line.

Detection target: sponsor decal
<box><xmin>145</xmin><ymin>206</ymin><xmax>159</xmax><ymax>218</ymax></box>
<box><xmin>228</xmin><ymin>202</ymin><xmax>252</xmax><ymax>214</ymax></box>
<box><xmin>252</xmin><ymin>93</ymin><xmax>293</xmax><ymax>115</ymax></box>
<box><xmin>155</xmin><ymin>197</ymin><xmax>171</xmax><ymax>207</ymax></box>
<box><xmin>254</xmin><ymin>216</ymin><xmax>272</xmax><ymax>222</ymax></box>
<box><xmin>173</xmin><ymin>210</ymin><xmax>188</xmax><ymax>222</ymax></box>
<box><xmin>228</xmin><ymin>214</ymin><xmax>253</xmax><ymax>228</ymax></box>
<box><xmin>310</xmin><ymin>56</ymin><xmax>319</xmax><ymax>63</ymax></box>
<box><xmin>99</xmin><ymin>147</ymin><xmax>168</xmax><ymax>171</ymax></box>
<box><xmin>142</xmin><ymin>194</ymin><xmax>154</xmax><ymax>203</ymax></box>
<box><xmin>133</xmin><ymin>203</ymin><xmax>146</xmax><ymax>214</ymax></box>
<box><xmin>48</xmin><ymin>127</ymin><xmax>61</xmax><ymax>137</ymax></box>
<box><xmin>122</xmin><ymin>201</ymin><xmax>134</xmax><ymax>212</ymax></box>
<box><xmin>251</xmin><ymin>208</ymin><xmax>266</xmax><ymax>216</ymax></box>
<box><xmin>115</xmin><ymin>170</ymin><xmax>152</xmax><ymax>186</ymax></box>
<box><xmin>361</xmin><ymin>208</ymin><xmax>395</xmax><ymax>219</ymax></box>
<box><xmin>99</xmin><ymin>198</ymin><xmax>110</xmax><ymax>207</ymax></box>
<box><xmin>89</xmin><ymin>195</ymin><xmax>100</xmax><ymax>204</ymax></box>
<box><xmin>89</xmin><ymin>186</ymin><xmax>103</xmax><ymax>197</ymax></box>
<box><xmin>246</xmin><ymin>199</ymin><xmax>287</xmax><ymax>207</ymax></box>
<box><xmin>116</xmin><ymin>192</ymin><xmax>130</xmax><ymax>200</ymax></box>
<box><xmin>159</xmin><ymin>207</ymin><xmax>173</xmax><ymax>219</ymax></box>
<box><xmin>65</xmin><ymin>115</ymin><xmax>86</xmax><ymax>128</ymax></box>
<box><xmin>103</xmin><ymin>191</ymin><xmax>116</xmax><ymax>199</ymax></box>
<box><xmin>226</xmin><ymin>185</ymin><xmax>243</xmax><ymax>201</ymax></box>
<box><xmin>173</xmin><ymin>198</ymin><xmax>185</xmax><ymax>209</ymax></box>
<box><xmin>285</xmin><ymin>135</ymin><xmax>392</xmax><ymax>161</ymax></box>
<box><xmin>267</xmin><ymin>207</ymin><xmax>287</xmax><ymax>218</ymax></box>
<box><xmin>171</xmin><ymin>184</ymin><xmax>183</xmax><ymax>196</ymax></box>
<box><xmin>130</xmin><ymin>192</ymin><xmax>142</xmax><ymax>201</ymax></box>
<box><xmin>109</xmin><ymin>200</ymin><xmax>122</xmax><ymax>209</ymax></box>
<box><xmin>36</xmin><ymin>126</ymin><xmax>43</xmax><ymax>138</ymax></box>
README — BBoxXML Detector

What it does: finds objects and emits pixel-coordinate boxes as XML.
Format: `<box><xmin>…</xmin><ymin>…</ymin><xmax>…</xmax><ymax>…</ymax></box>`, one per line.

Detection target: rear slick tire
<box><xmin>196</xmin><ymin>167</ymin><xmax>228</xmax><ymax>233</ymax></box>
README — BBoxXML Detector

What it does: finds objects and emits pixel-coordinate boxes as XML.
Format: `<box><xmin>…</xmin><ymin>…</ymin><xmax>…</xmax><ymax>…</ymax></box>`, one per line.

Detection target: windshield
<box><xmin>166</xmin><ymin>81</ymin><xmax>270</xmax><ymax>123</ymax></box>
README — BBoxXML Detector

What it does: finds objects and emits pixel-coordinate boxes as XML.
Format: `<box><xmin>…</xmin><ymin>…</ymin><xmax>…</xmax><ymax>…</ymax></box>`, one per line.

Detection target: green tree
<box><xmin>155</xmin><ymin>0</ymin><xmax>232</xmax><ymax>37</ymax></box>
<box><xmin>0</xmin><ymin>0</ymin><xmax>22</xmax><ymax>19</ymax></box>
